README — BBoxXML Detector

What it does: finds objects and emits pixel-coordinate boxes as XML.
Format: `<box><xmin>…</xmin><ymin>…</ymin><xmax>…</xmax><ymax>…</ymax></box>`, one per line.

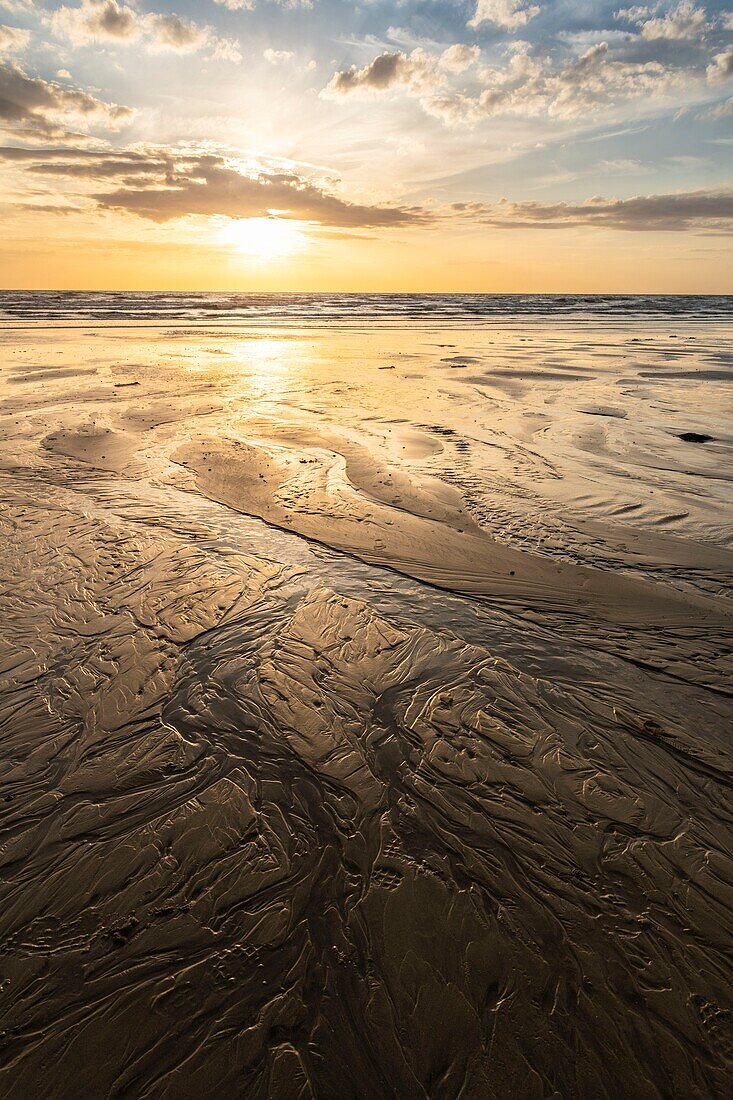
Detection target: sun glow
<box><xmin>220</xmin><ymin>217</ymin><xmax>305</xmax><ymax>261</ymax></box>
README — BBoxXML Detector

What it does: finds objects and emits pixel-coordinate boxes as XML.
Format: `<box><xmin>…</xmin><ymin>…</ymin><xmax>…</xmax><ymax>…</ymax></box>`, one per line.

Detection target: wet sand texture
<box><xmin>0</xmin><ymin>317</ymin><xmax>732</xmax><ymax>1098</ymax></box>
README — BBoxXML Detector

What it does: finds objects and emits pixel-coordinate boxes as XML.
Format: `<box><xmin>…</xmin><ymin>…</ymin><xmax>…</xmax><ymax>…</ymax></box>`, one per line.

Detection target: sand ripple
<box><xmin>0</xmin><ymin>317</ymin><xmax>731</xmax><ymax>1097</ymax></box>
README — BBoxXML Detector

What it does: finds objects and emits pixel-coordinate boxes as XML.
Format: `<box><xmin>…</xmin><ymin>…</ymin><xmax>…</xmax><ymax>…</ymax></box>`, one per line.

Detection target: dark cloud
<box><xmin>6</xmin><ymin>144</ymin><xmax>729</xmax><ymax>236</ymax></box>
<box><xmin>0</xmin><ymin>147</ymin><xmax>177</xmax><ymax>180</ymax></box>
<box><xmin>328</xmin><ymin>52</ymin><xmax>410</xmax><ymax>94</ymax></box>
<box><xmin>0</xmin><ymin>146</ymin><xmax>160</xmax><ymax>163</ymax></box>
<box><xmin>96</xmin><ymin>161</ymin><xmax>428</xmax><ymax>227</ymax></box>
<box><xmin>0</xmin><ymin>61</ymin><xmax>133</xmax><ymax>136</ymax></box>
<box><xmin>81</xmin><ymin>0</ymin><xmax>135</xmax><ymax>39</ymax></box>
<box><xmin>8</xmin><ymin>201</ymin><xmax>84</xmax><ymax>214</ymax></box>
<box><xmin>451</xmin><ymin>189</ymin><xmax>733</xmax><ymax>231</ymax></box>
<box><xmin>150</xmin><ymin>13</ymin><xmax>205</xmax><ymax>51</ymax></box>
<box><xmin>0</xmin><ymin>145</ymin><xmax>429</xmax><ymax>228</ymax></box>
<box><xmin>324</xmin><ymin>48</ymin><xmax>444</xmax><ymax>97</ymax></box>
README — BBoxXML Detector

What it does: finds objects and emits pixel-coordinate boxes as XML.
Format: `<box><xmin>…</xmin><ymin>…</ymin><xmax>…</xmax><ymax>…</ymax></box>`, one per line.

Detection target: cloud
<box><xmin>469</xmin><ymin>0</ymin><xmax>540</xmax><ymax>31</ymax></box>
<box><xmin>147</xmin><ymin>14</ymin><xmax>208</xmax><ymax>54</ymax></box>
<box><xmin>439</xmin><ymin>44</ymin><xmax>481</xmax><ymax>73</ymax></box>
<box><xmin>50</xmin><ymin>1</ymin><xmax>240</xmax><ymax>60</ymax></box>
<box><xmin>707</xmin><ymin>46</ymin><xmax>733</xmax><ymax>83</ymax></box>
<box><xmin>324</xmin><ymin>49</ymin><xmax>437</xmax><ymax>96</ymax></box>
<box><xmin>212</xmin><ymin>0</ymin><xmax>312</xmax><ymax>8</ymax></box>
<box><xmin>4</xmin><ymin>144</ymin><xmax>731</xmax><ymax>238</ymax></box>
<box><xmin>0</xmin><ymin>61</ymin><xmax>133</xmax><ymax>136</ymax></box>
<box><xmin>51</xmin><ymin>0</ymin><xmax>138</xmax><ymax>44</ymax></box>
<box><xmin>97</xmin><ymin>164</ymin><xmax>428</xmax><ymax>228</ymax></box>
<box><xmin>615</xmin><ymin>6</ymin><xmax>655</xmax><ymax>20</ymax></box>
<box><xmin>264</xmin><ymin>48</ymin><xmax>294</xmax><ymax>65</ymax></box>
<box><xmin>429</xmin><ymin>39</ymin><xmax>691</xmax><ymax>123</ymax></box>
<box><xmin>708</xmin><ymin>96</ymin><xmax>730</xmax><ymax>116</ymax></box>
<box><xmin>704</xmin><ymin>95</ymin><xmax>733</xmax><ymax>116</ymax></box>
<box><xmin>616</xmin><ymin>2</ymin><xmax>713</xmax><ymax>40</ymax></box>
<box><xmin>324</xmin><ymin>29</ymin><xmax>711</xmax><ymax>126</ymax></box>
<box><xmin>451</xmin><ymin>188</ymin><xmax>733</xmax><ymax>231</ymax></box>
<box><xmin>0</xmin><ymin>145</ymin><xmax>179</xmax><ymax>184</ymax></box>
<box><xmin>548</xmin><ymin>41</ymin><xmax>677</xmax><ymax>115</ymax></box>
<box><xmin>597</xmin><ymin>157</ymin><xmax>652</xmax><ymax>173</ymax></box>
<box><xmin>323</xmin><ymin>44</ymin><xmax>480</xmax><ymax>99</ymax></box>
<box><xmin>0</xmin><ymin>23</ymin><xmax>29</xmax><ymax>55</ymax></box>
<box><xmin>0</xmin><ymin>145</ymin><xmax>428</xmax><ymax>228</ymax></box>
<box><xmin>639</xmin><ymin>1</ymin><xmax>709</xmax><ymax>40</ymax></box>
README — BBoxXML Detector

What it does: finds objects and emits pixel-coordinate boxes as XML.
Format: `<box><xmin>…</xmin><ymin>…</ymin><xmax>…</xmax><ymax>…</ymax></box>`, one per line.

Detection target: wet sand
<box><xmin>1</xmin><ymin>316</ymin><xmax>732</xmax><ymax>1097</ymax></box>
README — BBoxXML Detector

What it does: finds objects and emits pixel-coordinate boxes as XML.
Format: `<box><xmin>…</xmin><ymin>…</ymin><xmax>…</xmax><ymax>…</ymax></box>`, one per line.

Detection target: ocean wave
<box><xmin>1</xmin><ymin>291</ymin><xmax>731</xmax><ymax>323</ymax></box>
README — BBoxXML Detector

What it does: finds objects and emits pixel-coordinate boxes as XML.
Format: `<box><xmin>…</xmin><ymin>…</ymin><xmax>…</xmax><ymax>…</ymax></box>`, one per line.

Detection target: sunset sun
<box><xmin>220</xmin><ymin>217</ymin><xmax>305</xmax><ymax>261</ymax></box>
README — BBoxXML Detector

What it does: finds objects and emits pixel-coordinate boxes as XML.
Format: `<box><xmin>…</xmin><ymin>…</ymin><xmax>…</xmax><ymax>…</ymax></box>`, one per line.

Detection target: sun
<box><xmin>220</xmin><ymin>216</ymin><xmax>305</xmax><ymax>261</ymax></box>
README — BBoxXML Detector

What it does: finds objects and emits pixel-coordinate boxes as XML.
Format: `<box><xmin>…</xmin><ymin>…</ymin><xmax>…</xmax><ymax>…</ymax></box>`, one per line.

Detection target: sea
<box><xmin>1</xmin><ymin>291</ymin><xmax>731</xmax><ymax>323</ymax></box>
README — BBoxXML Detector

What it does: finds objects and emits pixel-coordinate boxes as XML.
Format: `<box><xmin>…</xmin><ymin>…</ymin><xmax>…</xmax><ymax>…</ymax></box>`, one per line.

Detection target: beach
<box><xmin>0</xmin><ymin>293</ymin><xmax>731</xmax><ymax>1097</ymax></box>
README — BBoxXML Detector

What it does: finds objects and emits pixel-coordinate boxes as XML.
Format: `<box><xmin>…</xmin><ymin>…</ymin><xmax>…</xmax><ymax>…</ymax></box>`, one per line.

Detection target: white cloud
<box><xmin>615</xmin><ymin>6</ymin><xmax>655</xmax><ymax>21</ymax></box>
<box><xmin>597</xmin><ymin>157</ymin><xmax>652</xmax><ymax>173</ymax></box>
<box><xmin>0</xmin><ymin>0</ymin><xmax>34</xmax><ymax>12</ymax></box>
<box><xmin>439</xmin><ymin>44</ymin><xmax>481</xmax><ymax>73</ymax></box>
<box><xmin>211</xmin><ymin>38</ymin><xmax>242</xmax><ymax>63</ymax></box>
<box><xmin>264</xmin><ymin>48</ymin><xmax>294</xmax><ymax>65</ymax></box>
<box><xmin>617</xmin><ymin>2</ymin><xmax>710</xmax><ymax>40</ymax></box>
<box><xmin>707</xmin><ymin>46</ymin><xmax>733</xmax><ymax>83</ymax></box>
<box><xmin>480</xmin><ymin>41</ymin><xmax>684</xmax><ymax>119</ymax></box>
<box><xmin>325</xmin><ymin>33</ymin><xmax>710</xmax><ymax>129</ymax></box>
<box><xmin>0</xmin><ymin>23</ymin><xmax>29</xmax><ymax>55</ymax></box>
<box><xmin>213</xmin><ymin>0</ymin><xmax>312</xmax><ymax>8</ymax></box>
<box><xmin>705</xmin><ymin>95</ymin><xmax>733</xmax><ymax>117</ymax></box>
<box><xmin>50</xmin><ymin>1</ymin><xmax>241</xmax><ymax>60</ymax></box>
<box><xmin>469</xmin><ymin>0</ymin><xmax>540</xmax><ymax>32</ymax></box>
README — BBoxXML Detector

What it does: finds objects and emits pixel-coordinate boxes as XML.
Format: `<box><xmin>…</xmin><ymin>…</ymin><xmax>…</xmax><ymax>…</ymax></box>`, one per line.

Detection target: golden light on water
<box><xmin>220</xmin><ymin>217</ymin><xmax>306</xmax><ymax>262</ymax></box>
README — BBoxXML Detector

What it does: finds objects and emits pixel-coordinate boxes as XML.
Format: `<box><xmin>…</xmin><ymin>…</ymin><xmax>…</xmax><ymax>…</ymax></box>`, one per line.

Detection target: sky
<box><xmin>1</xmin><ymin>0</ymin><xmax>732</xmax><ymax>291</ymax></box>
